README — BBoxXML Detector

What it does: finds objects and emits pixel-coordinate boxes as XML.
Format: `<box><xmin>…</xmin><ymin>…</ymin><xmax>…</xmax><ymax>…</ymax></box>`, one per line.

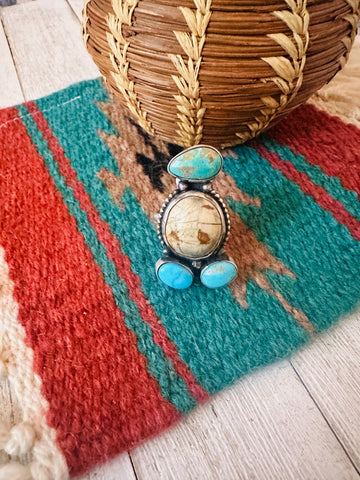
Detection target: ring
<box><xmin>155</xmin><ymin>145</ymin><xmax>238</xmax><ymax>289</ymax></box>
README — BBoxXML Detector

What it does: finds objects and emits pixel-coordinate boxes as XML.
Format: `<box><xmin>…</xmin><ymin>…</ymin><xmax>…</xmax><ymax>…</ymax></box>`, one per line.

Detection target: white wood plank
<box><xmin>131</xmin><ymin>361</ymin><xmax>358</xmax><ymax>480</ymax></box>
<box><xmin>1</xmin><ymin>0</ymin><xmax>99</xmax><ymax>101</ymax></box>
<box><xmin>292</xmin><ymin>309</ymin><xmax>360</xmax><ymax>472</ymax></box>
<box><xmin>81</xmin><ymin>453</ymin><xmax>137</xmax><ymax>480</ymax></box>
<box><xmin>0</xmin><ymin>19</ymin><xmax>23</xmax><ymax>107</ymax></box>
<box><xmin>66</xmin><ymin>0</ymin><xmax>84</xmax><ymax>22</ymax></box>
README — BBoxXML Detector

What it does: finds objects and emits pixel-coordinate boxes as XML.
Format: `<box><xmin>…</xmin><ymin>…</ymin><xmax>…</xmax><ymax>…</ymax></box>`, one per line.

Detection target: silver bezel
<box><xmin>157</xmin><ymin>189</ymin><xmax>230</xmax><ymax>261</ymax></box>
<box><xmin>167</xmin><ymin>144</ymin><xmax>223</xmax><ymax>182</ymax></box>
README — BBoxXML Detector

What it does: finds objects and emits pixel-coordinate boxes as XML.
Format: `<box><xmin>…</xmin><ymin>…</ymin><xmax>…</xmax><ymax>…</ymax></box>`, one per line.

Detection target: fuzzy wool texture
<box><xmin>0</xmin><ymin>62</ymin><xmax>360</xmax><ymax>478</ymax></box>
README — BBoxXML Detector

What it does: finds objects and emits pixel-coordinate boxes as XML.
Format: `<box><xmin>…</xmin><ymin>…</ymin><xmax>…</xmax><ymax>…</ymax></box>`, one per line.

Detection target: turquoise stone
<box><xmin>168</xmin><ymin>146</ymin><xmax>222</xmax><ymax>181</ymax></box>
<box><xmin>200</xmin><ymin>260</ymin><xmax>237</xmax><ymax>288</ymax></box>
<box><xmin>157</xmin><ymin>262</ymin><xmax>193</xmax><ymax>289</ymax></box>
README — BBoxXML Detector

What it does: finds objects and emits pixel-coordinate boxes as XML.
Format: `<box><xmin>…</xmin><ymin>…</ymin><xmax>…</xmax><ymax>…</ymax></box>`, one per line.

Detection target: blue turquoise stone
<box><xmin>157</xmin><ymin>262</ymin><xmax>193</xmax><ymax>289</ymax></box>
<box><xmin>200</xmin><ymin>261</ymin><xmax>238</xmax><ymax>288</ymax></box>
<box><xmin>168</xmin><ymin>146</ymin><xmax>222</xmax><ymax>180</ymax></box>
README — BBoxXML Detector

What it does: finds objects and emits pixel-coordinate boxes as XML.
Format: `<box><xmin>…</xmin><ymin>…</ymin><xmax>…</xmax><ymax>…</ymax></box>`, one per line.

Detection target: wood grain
<box><xmin>66</xmin><ymin>0</ymin><xmax>83</xmax><ymax>21</ymax></box>
<box><xmin>131</xmin><ymin>360</ymin><xmax>359</xmax><ymax>480</ymax></box>
<box><xmin>1</xmin><ymin>0</ymin><xmax>99</xmax><ymax>100</ymax></box>
<box><xmin>292</xmin><ymin>310</ymin><xmax>360</xmax><ymax>473</ymax></box>
<box><xmin>0</xmin><ymin>17</ymin><xmax>23</xmax><ymax>107</ymax></box>
<box><xmin>83</xmin><ymin>454</ymin><xmax>137</xmax><ymax>480</ymax></box>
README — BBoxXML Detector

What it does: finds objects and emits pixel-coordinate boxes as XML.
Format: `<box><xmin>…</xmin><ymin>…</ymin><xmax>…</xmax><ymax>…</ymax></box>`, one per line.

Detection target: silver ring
<box><xmin>155</xmin><ymin>145</ymin><xmax>237</xmax><ymax>289</ymax></box>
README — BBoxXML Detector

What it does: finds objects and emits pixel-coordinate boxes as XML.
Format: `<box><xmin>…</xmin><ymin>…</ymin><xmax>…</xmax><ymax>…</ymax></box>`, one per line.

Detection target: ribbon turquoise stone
<box><xmin>200</xmin><ymin>261</ymin><xmax>238</xmax><ymax>288</ymax></box>
<box><xmin>168</xmin><ymin>146</ymin><xmax>222</xmax><ymax>181</ymax></box>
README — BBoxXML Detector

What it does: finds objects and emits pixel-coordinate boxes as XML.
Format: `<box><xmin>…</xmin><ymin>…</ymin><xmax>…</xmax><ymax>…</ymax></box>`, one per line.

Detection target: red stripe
<box><xmin>269</xmin><ymin>104</ymin><xmax>360</xmax><ymax>198</ymax></box>
<box><xmin>0</xmin><ymin>105</ymin><xmax>19</xmax><ymax>124</ymax></box>
<box><xmin>0</xmin><ymin>107</ymin><xmax>179</xmax><ymax>474</ymax></box>
<box><xmin>251</xmin><ymin>142</ymin><xmax>360</xmax><ymax>242</ymax></box>
<box><xmin>26</xmin><ymin>101</ymin><xmax>209</xmax><ymax>404</ymax></box>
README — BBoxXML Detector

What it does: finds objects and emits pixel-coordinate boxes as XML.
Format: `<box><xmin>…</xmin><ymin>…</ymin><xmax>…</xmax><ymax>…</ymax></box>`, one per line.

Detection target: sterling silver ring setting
<box><xmin>155</xmin><ymin>145</ymin><xmax>238</xmax><ymax>289</ymax></box>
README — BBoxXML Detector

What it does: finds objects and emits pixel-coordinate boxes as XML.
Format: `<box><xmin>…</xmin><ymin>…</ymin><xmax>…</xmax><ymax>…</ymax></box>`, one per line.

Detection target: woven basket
<box><xmin>82</xmin><ymin>0</ymin><xmax>359</xmax><ymax>148</ymax></box>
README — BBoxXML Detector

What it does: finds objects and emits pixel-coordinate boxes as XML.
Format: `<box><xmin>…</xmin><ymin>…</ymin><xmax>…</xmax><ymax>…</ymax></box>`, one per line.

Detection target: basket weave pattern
<box><xmin>82</xmin><ymin>0</ymin><xmax>359</xmax><ymax>148</ymax></box>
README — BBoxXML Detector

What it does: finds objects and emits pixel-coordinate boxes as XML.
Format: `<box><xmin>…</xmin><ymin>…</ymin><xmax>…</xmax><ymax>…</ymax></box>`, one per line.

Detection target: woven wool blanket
<box><xmin>0</xmin><ymin>78</ymin><xmax>360</xmax><ymax>479</ymax></box>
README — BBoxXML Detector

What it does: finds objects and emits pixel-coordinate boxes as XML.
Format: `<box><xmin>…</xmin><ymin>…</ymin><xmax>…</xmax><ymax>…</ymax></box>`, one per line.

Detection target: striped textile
<box><xmin>0</xmin><ymin>79</ymin><xmax>359</xmax><ymax>478</ymax></box>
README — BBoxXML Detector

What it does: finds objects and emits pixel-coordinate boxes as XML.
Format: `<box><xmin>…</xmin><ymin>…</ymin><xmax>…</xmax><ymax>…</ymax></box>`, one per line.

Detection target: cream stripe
<box><xmin>0</xmin><ymin>247</ymin><xmax>68</xmax><ymax>480</ymax></box>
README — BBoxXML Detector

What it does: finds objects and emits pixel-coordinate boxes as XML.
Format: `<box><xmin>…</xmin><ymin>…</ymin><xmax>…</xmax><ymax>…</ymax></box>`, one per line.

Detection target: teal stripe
<box><xmin>224</xmin><ymin>144</ymin><xmax>360</xmax><ymax>332</ymax></box>
<box><xmin>262</xmin><ymin>134</ymin><xmax>360</xmax><ymax>222</ymax></box>
<box><xmin>36</xmin><ymin>79</ymin><xmax>310</xmax><ymax>395</ymax></box>
<box><xmin>17</xmin><ymin>102</ymin><xmax>197</xmax><ymax>414</ymax></box>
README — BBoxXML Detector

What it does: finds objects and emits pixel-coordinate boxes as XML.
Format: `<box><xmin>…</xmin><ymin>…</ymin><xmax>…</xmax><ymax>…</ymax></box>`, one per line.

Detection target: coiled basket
<box><xmin>82</xmin><ymin>0</ymin><xmax>359</xmax><ymax>148</ymax></box>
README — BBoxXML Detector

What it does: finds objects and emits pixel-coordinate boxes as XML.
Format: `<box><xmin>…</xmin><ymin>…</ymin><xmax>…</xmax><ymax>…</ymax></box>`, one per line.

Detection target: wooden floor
<box><xmin>0</xmin><ymin>1</ymin><xmax>359</xmax><ymax>478</ymax></box>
